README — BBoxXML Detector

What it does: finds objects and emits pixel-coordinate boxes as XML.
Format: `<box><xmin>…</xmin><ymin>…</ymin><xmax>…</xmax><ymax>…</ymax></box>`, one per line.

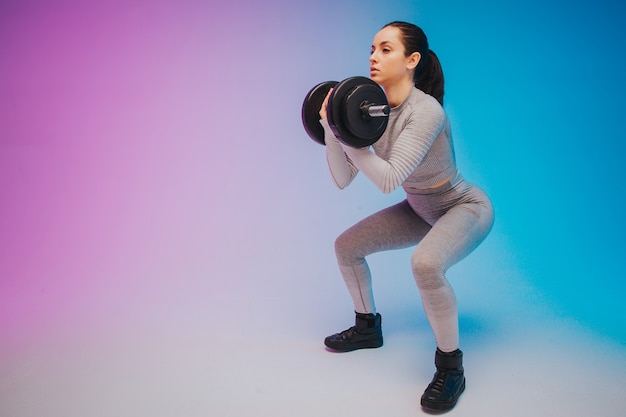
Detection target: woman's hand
<box><xmin>319</xmin><ymin>88</ymin><xmax>333</xmax><ymax>120</ymax></box>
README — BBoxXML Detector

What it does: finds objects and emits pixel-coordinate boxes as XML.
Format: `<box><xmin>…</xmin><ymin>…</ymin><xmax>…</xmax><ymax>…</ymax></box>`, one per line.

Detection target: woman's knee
<box><xmin>411</xmin><ymin>253</ymin><xmax>445</xmax><ymax>289</ymax></box>
<box><xmin>335</xmin><ymin>231</ymin><xmax>360</xmax><ymax>264</ymax></box>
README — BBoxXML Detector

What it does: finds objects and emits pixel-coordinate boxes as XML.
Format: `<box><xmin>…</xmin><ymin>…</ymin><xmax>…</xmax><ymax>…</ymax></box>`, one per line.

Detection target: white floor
<box><xmin>1</xmin><ymin>249</ymin><xmax>625</xmax><ymax>417</ymax></box>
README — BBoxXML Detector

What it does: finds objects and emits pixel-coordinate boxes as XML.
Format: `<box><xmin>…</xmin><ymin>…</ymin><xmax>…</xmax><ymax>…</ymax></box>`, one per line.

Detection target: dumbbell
<box><xmin>301</xmin><ymin>76</ymin><xmax>390</xmax><ymax>148</ymax></box>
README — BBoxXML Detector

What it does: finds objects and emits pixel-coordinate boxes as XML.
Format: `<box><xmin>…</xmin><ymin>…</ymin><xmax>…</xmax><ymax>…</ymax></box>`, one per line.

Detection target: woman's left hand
<box><xmin>319</xmin><ymin>89</ymin><xmax>333</xmax><ymax>120</ymax></box>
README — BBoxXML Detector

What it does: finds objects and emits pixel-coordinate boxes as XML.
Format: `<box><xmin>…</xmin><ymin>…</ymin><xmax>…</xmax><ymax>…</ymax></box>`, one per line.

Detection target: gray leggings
<box><xmin>334</xmin><ymin>175</ymin><xmax>494</xmax><ymax>352</ymax></box>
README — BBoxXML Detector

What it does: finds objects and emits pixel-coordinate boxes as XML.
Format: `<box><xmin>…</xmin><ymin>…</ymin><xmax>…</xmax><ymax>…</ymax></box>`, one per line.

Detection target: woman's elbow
<box><xmin>379</xmin><ymin>183</ymin><xmax>396</xmax><ymax>194</ymax></box>
<box><xmin>331</xmin><ymin>175</ymin><xmax>352</xmax><ymax>190</ymax></box>
<box><xmin>378</xmin><ymin>176</ymin><xmax>401</xmax><ymax>194</ymax></box>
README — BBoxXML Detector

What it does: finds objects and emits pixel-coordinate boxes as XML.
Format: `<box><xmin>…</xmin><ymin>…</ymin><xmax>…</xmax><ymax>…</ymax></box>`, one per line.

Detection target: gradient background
<box><xmin>1</xmin><ymin>0</ymin><xmax>625</xmax><ymax>416</ymax></box>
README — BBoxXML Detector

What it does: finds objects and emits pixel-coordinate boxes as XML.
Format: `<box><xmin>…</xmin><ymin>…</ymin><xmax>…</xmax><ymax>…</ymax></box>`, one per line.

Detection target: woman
<box><xmin>318</xmin><ymin>21</ymin><xmax>494</xmax><ymax>412</ymax></box>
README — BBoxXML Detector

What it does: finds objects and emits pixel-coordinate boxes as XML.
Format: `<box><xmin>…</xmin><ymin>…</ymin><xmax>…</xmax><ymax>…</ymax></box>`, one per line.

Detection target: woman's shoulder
<box><xmin>404</xmin><ymin>88</ymin><xmax>445</xmax><ymax>121</ymax></box>
<box><xmin>407</xmin><ymin>88</ymin><xmax>442</xmax><ymax>109</ymax></box>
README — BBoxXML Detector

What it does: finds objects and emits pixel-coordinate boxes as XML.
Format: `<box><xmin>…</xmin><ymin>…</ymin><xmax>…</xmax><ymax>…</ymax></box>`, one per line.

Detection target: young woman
<box><xmin>318</xmin><ymin>21</ymin><xmax>494</xmax><ymax>412</ymax></box>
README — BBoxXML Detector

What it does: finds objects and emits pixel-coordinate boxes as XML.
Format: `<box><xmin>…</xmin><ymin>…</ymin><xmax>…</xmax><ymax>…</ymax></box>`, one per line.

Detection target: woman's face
<box><xmin>370</xmin><ymin>26</ymin><xmax>420</xmax><ymax>88</ymax></box>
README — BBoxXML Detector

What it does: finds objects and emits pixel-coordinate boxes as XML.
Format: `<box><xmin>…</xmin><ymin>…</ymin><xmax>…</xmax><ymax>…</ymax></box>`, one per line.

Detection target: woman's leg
<box><xmin>326</xmin><ymin>200</ymin><xmax>432</xmax><ymax>352</ymax></box>
<box><xmin>412</xmin><ymin>200</ymin><xmax>494</xmax><ymax>352</ymax></box>
<box><xmin>415</xmin><ymin>196</ymin><xmax>494</xmax><ymax>411</ymax></box>
<box><xmin>334</xmin><ymin>200</ymin><xmax>432</xmax><ymax>314</ymax></box>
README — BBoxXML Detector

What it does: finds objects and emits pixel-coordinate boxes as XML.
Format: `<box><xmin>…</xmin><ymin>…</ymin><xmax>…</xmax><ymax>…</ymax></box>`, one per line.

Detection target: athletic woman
<box><xmin>319</xmin><ymin>21</ymin><xmax>494</xmax><ymax>412</ymax></box>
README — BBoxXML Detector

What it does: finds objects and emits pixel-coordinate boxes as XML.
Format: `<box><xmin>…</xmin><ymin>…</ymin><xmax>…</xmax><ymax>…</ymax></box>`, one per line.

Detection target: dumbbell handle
<box><xmin>361</xmin><ymin>103</ymin><xmax>390</xmax><ymax>118</ymax></box>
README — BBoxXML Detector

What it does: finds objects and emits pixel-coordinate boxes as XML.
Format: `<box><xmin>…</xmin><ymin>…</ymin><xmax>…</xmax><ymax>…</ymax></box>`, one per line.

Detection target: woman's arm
<box><xmin>321</xmin><ymin>119</ymin><xmax>359</xmax><ymax>189</ymax></box>
<box><xmin>341</xmin><ymin>105</ymin><xmax>446</xmax><ymax>194</ymax></box>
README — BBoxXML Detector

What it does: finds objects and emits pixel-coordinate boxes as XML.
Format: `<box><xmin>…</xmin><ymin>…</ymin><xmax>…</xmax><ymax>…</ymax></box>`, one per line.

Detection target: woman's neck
<box><xmin>383</xmin><ymin>78</ymin><xmax>414</xmax><ymax>107</ymax></box>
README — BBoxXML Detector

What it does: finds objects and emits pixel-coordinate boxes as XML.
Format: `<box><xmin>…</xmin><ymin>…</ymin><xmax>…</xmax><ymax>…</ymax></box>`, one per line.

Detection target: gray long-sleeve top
<box><xmin>322</xmin><ymin>87</ymin><xmax>458</xmax><ymax>194</ymax></box>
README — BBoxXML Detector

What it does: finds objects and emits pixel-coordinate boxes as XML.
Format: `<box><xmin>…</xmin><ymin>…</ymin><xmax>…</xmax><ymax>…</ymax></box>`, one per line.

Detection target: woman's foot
<box><xmin>420</xmin><ymin>348</ymin><xmax>465</xmax><ymax>412</ymax></box>
<box><xmin>324</xmin><ymin>312</ymin><xmax>383</xmax><ymax>352</ymax></box>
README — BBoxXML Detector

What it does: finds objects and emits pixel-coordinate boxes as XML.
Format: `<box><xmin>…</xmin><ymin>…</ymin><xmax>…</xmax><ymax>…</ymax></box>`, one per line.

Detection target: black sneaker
<box><xmin>420</xmin><ymin>348</ymin><xmax>466</xmax><ymax>411</ymax></box>
<box><xmin>324</xmin><ymin>312</ymin><xmax>383</xmax><ymax>352</ymax></box>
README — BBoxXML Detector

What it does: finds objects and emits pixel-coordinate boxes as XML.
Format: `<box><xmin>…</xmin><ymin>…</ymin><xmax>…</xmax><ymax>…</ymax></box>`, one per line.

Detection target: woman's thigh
<box><xmin>335</xmin><ymin>200</ymin><xmax>432</xmax><ymax>264</ymax></box>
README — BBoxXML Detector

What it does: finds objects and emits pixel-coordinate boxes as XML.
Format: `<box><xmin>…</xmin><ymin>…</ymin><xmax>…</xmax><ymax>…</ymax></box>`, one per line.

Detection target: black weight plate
<box><xmin>327</xmin><ymin>76</ymin><xmax>388</xmax><ymax>148</ymax></box>
<box><xmin>326</xmin><ymin>78</ymin><xmax>358</xmax><ymax>145</ymax></box>
<box><xmin>344</xmin><ymin>84</ymin><xmax>388</xmax><ymax>143</ymax></box>
<box><xmin>301</xmin><ymin>81</ymin><xmax>338</xmax><ymax>145</ymax></box>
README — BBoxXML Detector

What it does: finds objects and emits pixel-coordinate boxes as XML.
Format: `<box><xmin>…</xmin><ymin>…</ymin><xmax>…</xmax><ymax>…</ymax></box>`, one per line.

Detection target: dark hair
<box><xmin>383</xmin><ymin>21</ymin><xmax>445</xmax><ymax>105</ymax></box>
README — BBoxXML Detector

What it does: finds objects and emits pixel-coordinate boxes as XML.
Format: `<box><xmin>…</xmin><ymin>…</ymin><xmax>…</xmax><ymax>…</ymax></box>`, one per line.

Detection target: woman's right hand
<box><xmin>319</xmin><ymin>88</ymin><xmax>333</xmax><ymax>120</ymax></box>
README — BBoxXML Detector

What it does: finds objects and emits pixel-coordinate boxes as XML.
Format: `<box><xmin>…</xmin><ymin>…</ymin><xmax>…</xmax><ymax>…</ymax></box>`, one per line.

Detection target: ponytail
<box><xmin>414</xmin><ymin>49</ymin><xmax>444</xmax><ymax>105</ymax></box>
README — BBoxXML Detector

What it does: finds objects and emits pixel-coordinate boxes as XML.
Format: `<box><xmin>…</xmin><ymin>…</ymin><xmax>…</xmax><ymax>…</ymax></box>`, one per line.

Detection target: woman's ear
<box><xmin>407</xmin><ymin>52</ymin><xmax>421</xmax><ymax>70</ymax></box>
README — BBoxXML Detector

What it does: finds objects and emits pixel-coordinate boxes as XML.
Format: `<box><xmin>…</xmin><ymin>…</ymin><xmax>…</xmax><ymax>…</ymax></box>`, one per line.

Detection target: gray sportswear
<box><xmin>322</xmin><ymin>87</ymin><xmax>494</xmax><ymax>352</ymax></box>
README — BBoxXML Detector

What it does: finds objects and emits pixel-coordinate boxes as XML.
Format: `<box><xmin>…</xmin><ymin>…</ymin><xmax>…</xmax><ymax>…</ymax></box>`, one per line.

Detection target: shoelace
<box><xmin>427</xmin><ymin>370</ymin><xmax>448</xmax><ymax>393</ymax></box>
<box><xmin>337</xmin><ymin>326</ymin><xmax>357</xmax><ymax>340</ymax></box>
